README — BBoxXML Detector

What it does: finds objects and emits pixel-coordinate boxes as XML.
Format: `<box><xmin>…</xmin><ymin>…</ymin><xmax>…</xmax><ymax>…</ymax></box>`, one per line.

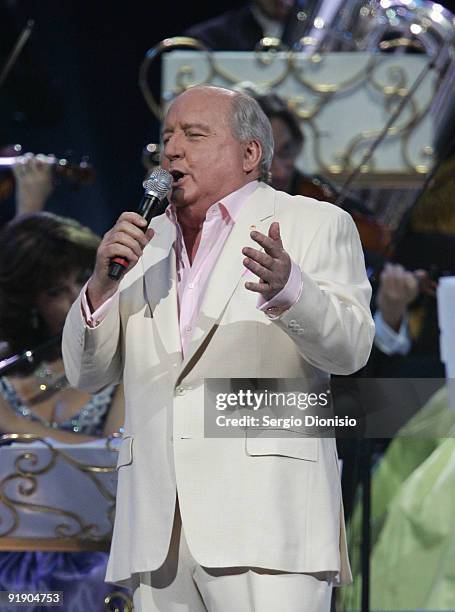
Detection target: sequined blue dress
<box><xmin>0</xmin><ymin>379</ymin><xmax>130</xmax><ymax>611</ymax></box>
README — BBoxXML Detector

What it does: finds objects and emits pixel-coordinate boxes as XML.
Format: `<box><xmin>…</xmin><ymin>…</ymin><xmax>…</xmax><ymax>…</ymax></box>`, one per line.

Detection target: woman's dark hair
<box><xmin>255</xmin><ymin>93</ymin><xmax>304</xmax><ymax>151</ymax></box>
<box><xmin>0</xmin><ymin>212</ymin><xmax>100</xmax><ymax>357</ymax></box>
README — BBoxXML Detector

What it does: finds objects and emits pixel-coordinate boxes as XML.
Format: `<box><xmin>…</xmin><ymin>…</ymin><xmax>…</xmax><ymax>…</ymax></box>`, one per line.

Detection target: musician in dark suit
<box><xmin>185</xmin><ymin>1</ymin><xmax>307</xmax><ymax>51</ymax></box>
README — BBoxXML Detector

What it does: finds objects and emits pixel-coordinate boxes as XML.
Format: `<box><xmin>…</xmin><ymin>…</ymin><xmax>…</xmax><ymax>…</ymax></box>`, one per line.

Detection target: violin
<box><xmin>0</xmin><ymin>144</ymin><xmax>95</xmax><ymax>200</ymax></box>
<box><xmin>292</xmin><ymin>173</ymin><xmax>392</xmax><ymax>255</ymax></box>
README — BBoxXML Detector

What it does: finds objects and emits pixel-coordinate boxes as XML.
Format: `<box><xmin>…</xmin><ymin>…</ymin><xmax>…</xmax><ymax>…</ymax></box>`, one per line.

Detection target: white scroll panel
<box><xmin>162</xmin><ymin>51</ymin><xmax>436</xmax><ymax>186</ymax></box>
<box><xmin>0</xmin><ymin>438</ymin><xmax>120</xmax><ymax>539</ymax></box>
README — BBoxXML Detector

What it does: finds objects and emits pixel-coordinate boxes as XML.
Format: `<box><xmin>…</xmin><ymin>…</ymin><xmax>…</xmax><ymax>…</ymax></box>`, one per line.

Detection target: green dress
<box><xmin>340</xmin><ymin>387</ymin><xmax>455</xmax><ymax>611</ymax></box>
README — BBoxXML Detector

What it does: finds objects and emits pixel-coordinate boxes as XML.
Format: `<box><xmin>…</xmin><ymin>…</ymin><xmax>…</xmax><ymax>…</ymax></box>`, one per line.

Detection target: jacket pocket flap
<box><xmin>246</xmin><ymin>430</ymin><xmax>318</xmax><ymax>461</ymax></box>
<box><xmin>116</xmin><ymin>435</ymin><xmax>133</xmax><ymax>469</ymax></box>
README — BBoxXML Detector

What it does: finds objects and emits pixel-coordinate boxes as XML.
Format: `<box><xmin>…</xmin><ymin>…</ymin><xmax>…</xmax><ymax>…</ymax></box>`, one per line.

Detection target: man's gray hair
<box><xmin>230</xmin><ymin>92</ymin><xmax>274</xmax><ymax>182</ymax></box>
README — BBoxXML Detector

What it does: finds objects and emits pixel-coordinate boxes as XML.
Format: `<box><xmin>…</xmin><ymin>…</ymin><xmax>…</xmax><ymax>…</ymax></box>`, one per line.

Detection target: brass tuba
<box><xmin>299</xmin><ymin>0</ymin><xmax>455</xmax><ymax>57</ymax></box>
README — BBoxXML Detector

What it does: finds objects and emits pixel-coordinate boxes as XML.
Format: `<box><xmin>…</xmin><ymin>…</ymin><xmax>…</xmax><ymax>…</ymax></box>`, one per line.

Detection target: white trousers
<box><xmin>132</xmin><ymin>503</ymin><xmax>333</xmax><ymax>612</ymax></box>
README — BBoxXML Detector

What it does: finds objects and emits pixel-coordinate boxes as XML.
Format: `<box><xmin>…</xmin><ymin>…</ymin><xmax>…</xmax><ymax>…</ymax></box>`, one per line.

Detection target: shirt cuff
<box><xmin>374</xmin><ymin>310</ymin><xmax>411</xmax><ymax>356</ymax></box>
<box><xmin>257</xmin><ymin>260</ymin><xmax>303</xmax><ymax>319</ymax></box>
<box><xmin>81</xmin><ymin>281</ymin><xmax>118</xmax><ymax>328</ymax></box>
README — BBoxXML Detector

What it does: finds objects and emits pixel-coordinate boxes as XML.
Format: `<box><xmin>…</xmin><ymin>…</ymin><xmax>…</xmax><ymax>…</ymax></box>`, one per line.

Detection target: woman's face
<box><xmin>35</xmin><ymin>269</ymin><xmax>89</xmax><ymax>336</ymax></box>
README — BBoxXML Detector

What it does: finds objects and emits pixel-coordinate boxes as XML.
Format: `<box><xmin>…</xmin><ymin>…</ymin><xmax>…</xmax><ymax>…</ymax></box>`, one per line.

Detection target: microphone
<box><xmin>108</xmin><ymin>167</ymin><xmax>172</xmax><ymax>280</ymax></box>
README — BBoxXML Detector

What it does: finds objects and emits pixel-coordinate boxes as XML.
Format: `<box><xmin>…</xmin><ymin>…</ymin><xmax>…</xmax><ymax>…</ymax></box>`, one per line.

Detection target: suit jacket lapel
<box><xmin>178</xmin><ymin>183</ymin><xmax>276</xmax><ymax>378</ymax></box>
<box><xmin>141</xmin><ymin>214</ymin><xmax>182</xmax><ymax>367</ymax></box>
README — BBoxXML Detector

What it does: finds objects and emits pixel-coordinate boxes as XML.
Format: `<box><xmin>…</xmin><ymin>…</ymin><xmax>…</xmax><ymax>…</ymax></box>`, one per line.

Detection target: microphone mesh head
<box><xmin>143</xmin><ymin>167</ymin><xmax>172</xmax><ymax>200</ymax></box>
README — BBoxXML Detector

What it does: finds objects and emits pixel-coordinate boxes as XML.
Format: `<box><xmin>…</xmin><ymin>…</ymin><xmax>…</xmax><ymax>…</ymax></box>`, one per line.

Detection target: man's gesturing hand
<box><xmin>87</xmin><ymin>212</ymin><xmax>154</xmax><ymax>311</ymax></box>
<box><xmin>242</xmin><ymin>222</ymin><xmax>291</xmax><ymax>302</ymax></box>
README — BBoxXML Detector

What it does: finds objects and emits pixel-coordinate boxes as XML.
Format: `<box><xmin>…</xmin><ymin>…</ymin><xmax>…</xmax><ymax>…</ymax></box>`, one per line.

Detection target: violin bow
<box><xmin>0</xmin><ymin>19</ymin><xmax>34</xmax><ymax>91</ymax></box>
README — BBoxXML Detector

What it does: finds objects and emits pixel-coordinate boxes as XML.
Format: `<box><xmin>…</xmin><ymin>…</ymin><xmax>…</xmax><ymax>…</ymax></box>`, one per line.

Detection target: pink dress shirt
<box><xmin>82</xmin><ymin>181</ymin><xmax>302</xmax><ymax>358</ymax></box>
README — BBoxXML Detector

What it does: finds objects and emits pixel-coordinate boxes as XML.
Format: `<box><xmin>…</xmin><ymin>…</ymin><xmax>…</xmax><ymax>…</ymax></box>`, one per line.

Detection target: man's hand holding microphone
<box><xmin>87</xmin><ymin>168</ymin><xmax>172</xmax><ymax>312</ymax></box>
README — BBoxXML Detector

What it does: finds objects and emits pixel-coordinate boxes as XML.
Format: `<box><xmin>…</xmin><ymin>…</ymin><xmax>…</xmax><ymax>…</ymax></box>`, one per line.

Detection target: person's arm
<box><xmin>0</xmin><ymin>395</ymin><xmax>98</xmax><ymax>444</ymax></box>
<box><xmin>244</xmin><ymin>208</ymin><xmax>375</xmax><ymax>374</ymax></box>
<box><xmin>373</xmin><ymin>263</ymin><xmax>429</xmax><ymax>356</ymax></box>
<box><xmin>13</xmin><ymin>153</ymin><xmax>55</xmax><ymax>216</ymax></box>
<box><xmin>62</xmin><ymin>212</ymin><xmax>154</xmax><ymax>392</ymax></box>
<box><xmin>374</xmin><ymin>310</ymin><xmax>411</xmax><ymax>356</ymax></box>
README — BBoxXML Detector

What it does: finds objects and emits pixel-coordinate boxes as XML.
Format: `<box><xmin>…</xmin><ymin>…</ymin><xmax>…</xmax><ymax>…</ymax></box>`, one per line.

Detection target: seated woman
<box><xmin>341</xmin><ymin>385</ymin><xmax>455</xmax><ymax>611</ymax></box>
<box><xmin>0</xmin><ymin>212</ymin><xmax>128</xmax><ymax>611</ymax></box>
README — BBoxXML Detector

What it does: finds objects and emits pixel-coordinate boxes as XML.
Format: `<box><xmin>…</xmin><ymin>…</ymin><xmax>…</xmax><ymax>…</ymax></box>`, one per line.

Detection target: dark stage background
<box><xmin>0</xmin><ymin>0</ymin><xmax>240</xmax><ymax>234</ymax></box>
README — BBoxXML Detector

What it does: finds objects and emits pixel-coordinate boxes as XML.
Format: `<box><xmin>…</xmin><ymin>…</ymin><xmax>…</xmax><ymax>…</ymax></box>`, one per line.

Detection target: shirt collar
<box><xmin>166</xmin><ymin>180</ymin><xmax>259</xmax><ymax>226</ymax></box>
<box><xmin>218</xmin><ymin>180</ymin><xmax>259</xmax><ymax>222</ymax></box>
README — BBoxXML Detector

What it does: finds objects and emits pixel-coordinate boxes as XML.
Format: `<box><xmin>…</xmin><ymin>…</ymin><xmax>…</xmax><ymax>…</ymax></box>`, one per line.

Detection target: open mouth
<box><xmin>170</xmin><ymin>170</ymin><xmax>185</xmax><ymax>186</ymax></box>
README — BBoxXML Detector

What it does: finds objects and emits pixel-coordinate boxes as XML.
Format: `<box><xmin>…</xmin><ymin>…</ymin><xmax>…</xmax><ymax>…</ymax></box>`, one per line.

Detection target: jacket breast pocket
<box><xmin>246</xmin><ymin>430</ymin><xmax>319</xmax><ymax>462</ymax></box>
<box><xmin>116</xmin><ymin>435</ymin><xmax>134</xmax><ymax>469</ymax></box>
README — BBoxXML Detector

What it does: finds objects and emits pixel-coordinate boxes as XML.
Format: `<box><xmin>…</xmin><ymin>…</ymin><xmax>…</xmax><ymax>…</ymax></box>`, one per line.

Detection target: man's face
<box><xmin>162</xmin><ymin>88</ymin><xmax>250</xmax><ymax>215</ymax></box>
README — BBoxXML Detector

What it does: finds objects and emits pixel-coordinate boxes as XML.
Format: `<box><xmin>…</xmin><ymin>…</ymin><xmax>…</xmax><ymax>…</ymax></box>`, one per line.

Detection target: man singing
<box><xmin>62</xmin><ymin>86</ymin><xmax>374</xmax><ymax>612</ymax></box>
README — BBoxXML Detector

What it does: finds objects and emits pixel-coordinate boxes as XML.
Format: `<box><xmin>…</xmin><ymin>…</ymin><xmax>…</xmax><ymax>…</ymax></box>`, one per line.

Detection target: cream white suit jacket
<box><xmin>62</xmin><ymin>183</ymin><xmax>375</xmax><ymax>588</ymax></box>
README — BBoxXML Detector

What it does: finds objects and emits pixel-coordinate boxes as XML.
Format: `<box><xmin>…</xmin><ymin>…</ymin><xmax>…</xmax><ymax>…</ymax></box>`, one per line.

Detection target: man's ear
<box><xmin>242</xmin><ymin>140</ymin><xmax>262</xmax><ymax>175</ymax></box>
